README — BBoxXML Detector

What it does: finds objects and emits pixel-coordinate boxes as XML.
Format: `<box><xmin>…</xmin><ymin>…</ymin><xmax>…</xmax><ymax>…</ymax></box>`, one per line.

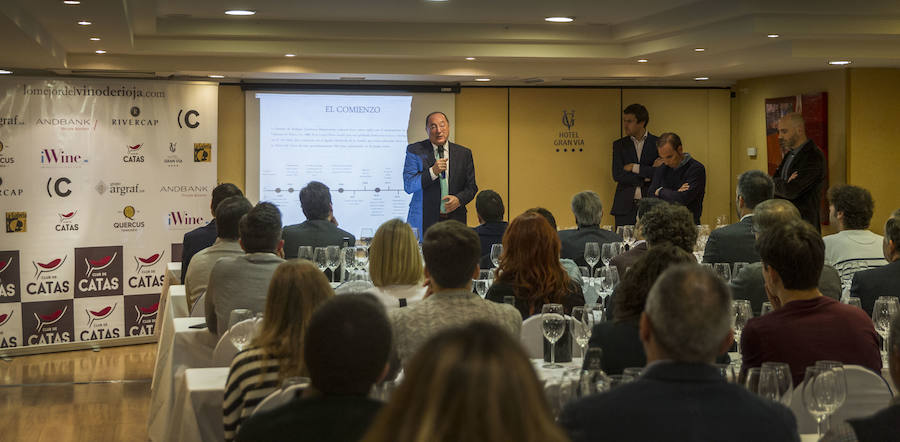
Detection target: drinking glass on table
<box><xmin>600</xmin><ymin>243</ymin><xmax>615</xmax><ymax>268</ymax></box>
<box><xmin>341</xmin><ymin>246</ymin><xmax>356</xmax><ymax>280</ymax></box>
<box><xmin>815</xmin><ymin>361</ymin><xmax>847</xmax><ymax>413</ymax></box>
<box><xmin>756</xmin><ymin>365</ymin><xmax>781</xmax><ymax>402</ymax></box>
<box><xmin>474</xmin><ymin>280</ymin><xmax>489</xmax><ymax>298</ymax></box>
<box><xmin>354</xmin><ymin>246</ymin><xmax>369</xmax><ymax>273</ymax></box>
<box><xmin>325</xmin><ymin>245</ymin><xmax>341</xmax><ymax>283</ymax></box>
<box><xmin>733</xmin><ymin>300</ymin><xmax>752</xmax><ymax>355</ymax></box>
<box><xmin>760</xmin><ymin>301</ymin><xmax>773</xmax><ymax>316</ymax></box>
<box><xmin>713</xmin><ymin>263</ymin><xmax>732</xmax><ymax>282</ymax></box>
<box><xmin>490</xmin><ymin>244</ymin><xmax>503</xmax><ymax>268</ymax></box>
<box><xmin>313</xmin><ymin>247</ymin><xmax>328</xmax><ymax>272</ymax></box>
<box><xmin>803</xmin><ymin>365</ymin><xmax>846</xmax><ymax>438</ymax></box>
<box><xmin>541</xmin><ymin>303</ymin><xmax>566</xmax><ymax>369</ymax></box>
<box><xmin>621</xmin><ymin>225</ymin><xmax>636</xmax><ymax>248</ymax></box>
<box><xmin>228</xmin><ymin>309</ymin><xmax>255</xmax><ymax>351</ymax></box>
<box><xmin>622</xmin><ymin>367</ymin><xmax>643</xmax><ymax>379</ymax></box>
<box><xmin>297</xmin><ymin>245</ymin><xmax>314</xmax><ymax>261</ymax></box>
<box><xmin>359</xmin><ymin>228</ymin><xmax>374</xmax><ymax>247</ymax></box>
<box><xmin>732</xmin><ymin>262</ymin><xmax>749</xmax><ymax>279</ymax></box>
<box><xmin>715</xmin><ymin>363</ymin><xmax>735</xmax><ymax>382</ymax></box>
<box><xmin>597</xmin><ymin>266</ymin><xmax>619</xmax><ymax>301</ymax></box>
<box><xmin>570</xmin><ymin>306</ymin><xmax>594</xmax><ymax>358</ymax></box>
<box><xmin>873</xmin><ymin>296</ymin><xmax>900</xmax><ymax>364</ymax></box>
<box><xmin>844</xmin><ymin>297</ymin><xmax>862</xmax><ymax>309</ymax></box>
<box><xmin>583</xmin><ymin>242</ymin><xmax>600</xmax><ymax>286</ymax></box>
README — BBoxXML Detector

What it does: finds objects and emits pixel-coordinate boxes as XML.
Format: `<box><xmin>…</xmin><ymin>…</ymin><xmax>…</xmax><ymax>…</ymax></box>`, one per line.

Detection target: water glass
<box><xmin>732</xmin><ymin>262</ymin><xmax>749</xmax><ymax>278</ymax></box>
<box><xmin>325</xmin><ymin>245</ymin><xmax>341</xmax><ymax>282</ymax></box>
<box><xmin>873</xmin><ymin>296</ymin><xmax>900</xmax><ymax>363</ymax></box>
<box><xmin>733</xmin><ymin>300</ymin><xmax>752</xmax><ymax>355</ymax></box>
<box><xmin>600</xmin><ymin>243</ymin><xmax>615</xmax><ymax>268</ymax></box>
<box><xmin>713</xmin><ymin>263</ymin><xmax>732</xmax><ymax>282</ymax></box>
<box><xmin>354</xmin><ymin>246</ymin><xmax>369</xmax><ymax>272</ymax></box>
<box><xmin>584</xmin><ymin>242</ymin><xmax>600</xmax><ymax>286</ymax></box>
<box><xmin>845</xmin><ymin>297</ymin><xmax>862</xmax><ymax>309</ymax></box>
<box><xmin>760</xmin><ymin>301</ymin><xmax>773</xmax><ymax>316</ymax></box>
<box><xmin>313</xmin><ymin>247</ymin><xmax>328</xmax><ymax>272</ymax></box>
<box><xmin>571</xmin><ymin>306</ymin><xmax>594</xmax><ymax>357</ymax></box>
<box><xmin>598</xmin><ymin>266</ymin><xmax>619</xmax><ymax>299</ymax></box>
<box><xmin>803</xmin><ymin>365</ymin><xmax>847</xmax><ymax>437</ymax></box>
<box><xmin>474</xmin><ymin>280</ymin><xmax>489</xmax><ymax>298</ymax></box>
<box><xmin>490</xmin><ymin>243</ymin><xmax>503</xmax><ymax>268</ymax></box>
<box><xmin>541</xmin><ymin>303</ymin><xmax>566</xmax><ymax>369</ymax></box>
<box><xmin>297</xmin><ymin>245</ymin><xmax>314</xmax><ymax>261</ymax></box>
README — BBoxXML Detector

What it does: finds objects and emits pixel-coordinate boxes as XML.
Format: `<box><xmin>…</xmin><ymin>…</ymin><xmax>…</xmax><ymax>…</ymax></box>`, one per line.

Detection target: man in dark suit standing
<box><xmin>559</xmin><ymin>191</ymin><xmax>622</xmax><ymax>267</ymax></box>
<box><xmin>850</xmin><ymin>208</ymin><xmax>900</xmax><ymax>316</ymax></box>
<box><xmin>560</xmin><ymin>264</ymin><xmax>799</xmax><ymax>442</ymax></box>
<box><xmin>703</xmin><ymin>170</ymin><xmax>773</xmax><ymax>264</ymax></box>
<box><xmin>773</xmin><ymin>112</ymin><xmax>826</xmax><ymax>232</ymax></box>
<box><xmin>282</xmin><ymin>181</ymin><xmax>355</xmax><ymax>259</ymax></box>
<box><xmin>649</xmin><ymin>132</ymin><xmax>706</xmax><ymax>224</ymax></box>
<box><xmin>610</xmin><ymin>104</ymin><xmax>661</xmax><ymax>228</ymax></box>
<box><xmin>180</xmin><ymin>182</ymin><xmax>243</xmax><ymax>283</ymax></box>
<box><xmin>403</xmin><ymin>111</ymin><xmax>477</xmax><ymax>236</ymax></box>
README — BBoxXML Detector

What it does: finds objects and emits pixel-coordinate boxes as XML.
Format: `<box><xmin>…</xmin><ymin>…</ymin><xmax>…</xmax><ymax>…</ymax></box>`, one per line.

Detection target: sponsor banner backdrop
<box><xmin>0</xmin><ymin>78</ymin><xmax>217</xmax><ymax>353</ymax></box>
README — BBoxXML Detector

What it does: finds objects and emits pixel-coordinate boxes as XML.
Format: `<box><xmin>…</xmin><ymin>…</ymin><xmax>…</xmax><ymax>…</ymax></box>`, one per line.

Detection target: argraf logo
<box><xmin>34</xmin><ymin>306</ymin><xmax>67</xmax><ymax>333</ymax></box>
<box><xmin>84</xmin><ymin>253</ymin><xmax>117</xmax><ymax>277</ymax></box>
<box><xmin>134</xmin><ymin>251</ymin><xmax>164</xmax><ymax>272</ymax></box>
<box><xmin>86</xmin><ymin>304</ymin><xmax>116</xmax><ymax>327</ymax></box>
<box><xmin>33</xmin><ymin>256</ymin><xmax>66</xmax><ymax>279</ymax></box>
<box><xmin>135</xmin><ymin>302</ymin><xmax>158</xmax><ymax>323</ymax></box>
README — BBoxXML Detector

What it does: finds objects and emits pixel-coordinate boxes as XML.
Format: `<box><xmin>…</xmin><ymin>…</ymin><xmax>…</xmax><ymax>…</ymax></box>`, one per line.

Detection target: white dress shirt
<box><xmin>429</xmin><ymin>141</ymin><xmax>450</xmax><ymax>188</ymax></box>
<box><xmin>631</xmin><ymin>130</ymin><xmax>647</xmax><ymax>199</ymax></box>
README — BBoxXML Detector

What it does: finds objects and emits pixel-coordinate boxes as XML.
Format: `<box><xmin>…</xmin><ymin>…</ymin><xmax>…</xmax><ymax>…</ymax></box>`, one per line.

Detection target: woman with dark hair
<box><xmin>589</xmin><ymin>244</ymin><xmax>696</xmax><ymax>375</ymax></box>
<box><xmin>485</xmin><ymin>212</ymin><xmax>584</xmax><ymax>318</ymax></box>
<box><xmin>361</xmin><ymin>322</ymin><xmax>569</xmax><ymax>442</ymax></box>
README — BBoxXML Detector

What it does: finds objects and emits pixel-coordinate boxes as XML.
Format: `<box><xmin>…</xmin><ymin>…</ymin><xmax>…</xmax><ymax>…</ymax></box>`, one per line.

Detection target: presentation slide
<box><xmin>248</xmin><ymin>92</ymin><xmax>455</xmax><ymax>240</ymax></box>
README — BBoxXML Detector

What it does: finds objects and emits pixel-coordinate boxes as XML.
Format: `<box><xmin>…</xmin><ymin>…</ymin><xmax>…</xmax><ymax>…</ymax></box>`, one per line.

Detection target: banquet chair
<box><xmin>190</xmin><ymin>293</ymin><xmax>205</xmax><ymax>317</ymax></box>
<box><xmin>789</xmin><ymin>365</ymin><xmax>893</xmax><ymax>434</ymax></box>
<box><xmin>251</xmin><ymin>382</ymin><xmax>309</xmax><ymax>416</ymax></box>
<box><xmin>212</xmin><ymin>331</ymin><xmax>239</xmax><ymax>367</ymax></box>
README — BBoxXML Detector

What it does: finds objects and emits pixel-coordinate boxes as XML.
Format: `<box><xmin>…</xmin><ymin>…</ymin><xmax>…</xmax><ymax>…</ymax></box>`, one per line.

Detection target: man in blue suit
<box><xmin>610</xmin><ymin>104</ymin><xmax>661</xmax><ymax>228</ymax></box>
<box><xmin>403</xmin><ymin>111</ymin><xmax>477</xmax><ymax>237</ymax></box>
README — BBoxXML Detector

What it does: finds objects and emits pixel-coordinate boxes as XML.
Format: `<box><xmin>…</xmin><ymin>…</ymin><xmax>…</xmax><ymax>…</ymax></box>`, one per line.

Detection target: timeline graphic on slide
<box><xmin>258</xmin><ymin>94</ymin><xmax>413</xmax><ymax>237</ymax></box>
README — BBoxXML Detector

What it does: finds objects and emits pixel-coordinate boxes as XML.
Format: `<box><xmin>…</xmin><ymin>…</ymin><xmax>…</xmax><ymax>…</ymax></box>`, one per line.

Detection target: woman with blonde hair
<box><xmin>223</xmin><ymin>259</ymin><xmax>333</xmax><ymax>441</ymax></box>
<box><xmin>366</xmin><ymin>218</ymin><xmax>426</xmax><ymax>308</ymax></box>
<box><xmin>361</xmin><ymin>321</ymin><xmax>568</xmax><ymax>442</ymax></box>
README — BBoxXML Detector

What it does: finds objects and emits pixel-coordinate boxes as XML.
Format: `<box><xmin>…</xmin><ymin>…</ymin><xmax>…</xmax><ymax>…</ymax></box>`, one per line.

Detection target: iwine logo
<box><xmin>40</xmin><ymin>148</ymin><xmax>87</xmax><ymax>167</ymax></box>
<box><xmin>74</xmin><ymin>246</ymin><xmax>123</xmax><ymax>298</ymax></box>
<box><xmin>0</xmin><ymin>251</ymin><xmax>20</xmax><ymax>302</ymax></box>
<box><xmin>23</xmin><ymin>300</ymin><xmax>74</xmax><ymax>346</ymax></box>
<box><xmin>166</xmin><ymin>210</ymin><xmax>206</xmax><ymax>230</ymax></box>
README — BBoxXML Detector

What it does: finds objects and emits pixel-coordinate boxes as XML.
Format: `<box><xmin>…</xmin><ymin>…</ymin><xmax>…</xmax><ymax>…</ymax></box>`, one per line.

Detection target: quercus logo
<box><xmin>86</xmin><ymin>304</ymin><xmax>116</xmax><ymax>327</ymax></box>
<box><xmin>84</xmin><ymin>252</ymin><xmax>117</xmax><ymax>277</ymax></box>
<box><xmin>33</xmin><ymin>256</ymin><xmax>66</xmax><ymax>279</ymax></box>
<box><xmin>0</xmin><ymin>256</ymin><xmax>12</xmax><ymax>274</ymax></box>
<box><xmin>134</xmin><ymin>302</ymin><xmax>158</xmax><ymax>323</ymax></box>
<box><xmin>134</xmin><ymin>251</ymin><xmax>164</xmax><ymax>273</ymax></box>
<box><xmin>0</xmin><ymin>310</ymin><xmax>11</xmax><ymax>327</ymax></box>
<box><xmin>34</xmin><ymin>306</ymin><xmax>67</xmax><ymax>333</ymax></box>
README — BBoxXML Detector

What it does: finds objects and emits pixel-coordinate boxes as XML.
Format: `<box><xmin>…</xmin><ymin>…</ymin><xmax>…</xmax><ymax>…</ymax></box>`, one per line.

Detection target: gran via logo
<box><xmin>125</xmin><ymin>293</ymin><xmax>159</xmax><ymax>336</ymax></box>
<box><xmin>22</xmin><ymin>299</ymin><xmax>74</xmax><ymax>346</ymax></box>
<box><xmin>0</xmin><ymin>250</ymin><xmax>21</xmax><ymax>303</ymax></box>
<box><xmin>74</xmin><ymin>246</ymin><xmax>123</xmax><ymax>298</ymax></box>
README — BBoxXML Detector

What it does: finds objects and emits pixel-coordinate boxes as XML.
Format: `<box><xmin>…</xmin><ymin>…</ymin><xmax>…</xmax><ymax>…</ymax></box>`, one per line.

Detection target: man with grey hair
<box><xmin>850</xmin><ymin>208</ymin><xmax>900</xmax><ymax>316</ymax></box>
<box><xmin>703</xmin><ymin>170</ymin><xmax>774</xmax><ymax>264</ymax></box>
<box><xmin>558</xmin><ymin>191</ymin><xmax>622</xmax><ymax>267</ymax></box>
<box><xmin>560</xmin><ymin>264</ymin><xmax>798</xmax><ymax>442</ymax></box>
<box><xmin>729</xmin><ymin>199</ymin><xmax>841</xmax><ymax>315</ymax></box>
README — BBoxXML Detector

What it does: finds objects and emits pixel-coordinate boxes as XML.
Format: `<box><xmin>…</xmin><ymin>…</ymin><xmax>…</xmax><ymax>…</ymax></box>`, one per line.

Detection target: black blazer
<box><xmin>850</xmin><ymin>260</ymin><xmax>900</xmax><ymax>316</ymax></box>
<box><xmin>282</xmin><ymin>220</ymin><xmax>355</xmax><ymax>259</ymax></box>
<box><xmin>558</xmin><ymin>226</ymin><xmax>623</xmax><ymax>267</ymax></box>
<box><xmin>588</xmin><ymin>319</ymin><xmax>645</xmax><ymax>375</ymax></box>
<box><xmin>180</xmin><ymin>219</ymin><xmax>217</xmax><ymax>283</ymax></box>
<box><xmin>611</xmin><ymin>133</ymin><xmax>659</xmax><ymax>216</ymax></box>
<box><xmin>406</xmin><ymin>140</ymin><xmax>477</xmax><ymax>233</ymax></box>
<box><xmin>236</xmin><ymin>395</ymin><xmax>382</xmax><ymax>442</ymax></box>
<box><xmin>773</xmin><ymin>140</ymin><xmax>826</xmax><ymax>232</ymax></box>
<box><xmin>702</xmin><ymin>216</ymin><xmax>760</xmax><ymax>264</ymax></box>
<box><xmin>559</xmin><ymin>362</ymin><xmax>800</xmax><ymax>442</ymax></box>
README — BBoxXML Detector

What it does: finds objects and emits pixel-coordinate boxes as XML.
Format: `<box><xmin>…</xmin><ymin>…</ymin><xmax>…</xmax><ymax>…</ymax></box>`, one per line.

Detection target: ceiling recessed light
<box><xmin>63</xmin><ymin>1</ymin><xmax>81</xmax><ymax>5</ymax></box>
<box><xmin>95</xmin><ymin>50</ymin><xmax>106</xmax><ymax>54</ymax></box>
<box><xmin>828</xmin><ymin>60</ymin><xmax>851</xmax><ymax>65</ymax></box>
<box><xmin>90</xmin><ymin>37</ymin><xmax>100</xmax><ymax>41</ymax></box>
<box><xmin>767</xmin><ymin>34</ymin><xmax>780</xmax><ymax>38</ymax></box>
<box><xmin>694</xmin><ymin>48</ymin><xmax>705</xmax><ymax>52</ymax></box>
<box><xmin>637</xmin><ymin>59</ymin><xmax>648</xmax><ymax>63</ymax></box>
<box><xmin>474</xmin><ymin>78</ymin><xmax>491</xmax><ymax>82</ymax></box>
<box><xmin>465</xmin><ymin>57</ymin><xmax>476</xmax><ymax>61</ymax></box>
<box><xmin>694</xmin><ymin>76</ymin><xmax>709</xmax><ymax>81</ymax></box>
<box><xmin>78</xmin><ymin>20</ymin><xmax>92</xmax><ymax>26</ymax></box>
<box><xmin>208</xmin><ymin>74</ymin><xmax>225</xmax><ymax>78</ymax></box>
<box><xmin>0</xmin><ymin>70</ymin><xmax>12</xmax><ymax>75</ymax></box>
<box><xmin>284</xmin><ymin>53</ymin><xmax>296</xmax><ymax>57</ymax></box>
<box><xmin>225</xmin><ymin>9</ymin><xmax>255</xmax><ymax>16</ymax></box>
<box><xmin>545</xmin><ymin>17</ymin><xmax>574</xmax><ymax>23</ymax></box>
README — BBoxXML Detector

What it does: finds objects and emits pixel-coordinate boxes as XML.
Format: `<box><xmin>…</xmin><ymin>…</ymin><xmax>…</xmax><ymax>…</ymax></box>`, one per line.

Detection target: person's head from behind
<box><xmin>369</xmin><ymin>219</ymin><xmax>423</xmax><ymax>288</ymax></box>
<box><xmin>299</xmin><ymin>181</ymin><xmax>332</xmax><ymax>221</ymax></box>
<box><xmin>777</xmin><ymin>112</ymin><xmax>807</xmax><ymax>151</ymax></box>
<box><xmin>752</xmin><ymin>199</ymin><xmax>802</xmax><ymax>237</ymax></box>
<box><xmin>360</xmin><ymin>322</ymin><xmax>567</xmax><ymax>442</ymax></box>
<box><xmin>254</xmin><ymin>259</ymin><xmax>334</xmax><ymax>377</ymax></box>
<box><xmin>210</xmin><ymin>183</ymin><xmax>243</xmax><ymax>217</ymax></box>
<box><xmin>642</xmin><ymin>264</ymin><xmax>734</xmax><ymax>363</ymax></box>
<box><xmin>640</xmin><ymin>202</ymin><xmax>697</xmax><ymax>253</ymax></box>
<box><xmin>736</xmin><ymin>170</ymin><xmax>774</xmax><ymax>216</ymax></box>
<box><xmin>475</xmin><ymin>190</ymin><xmax>505</xmax><ymax>224</ymax></box>
<box><xmin>883</xmin><ymin>209</ymin><xmax>900</xmax><ymax>262</ymax></box>
<box><xmin>635</xmin><ymin>198</ymin><xmax>665</xmax><ymax>240</ymax></box>
<box><xmin>305</xmin><ymin>294</ymin><xmax>391</xmax><ymax>395</ymax></box>
<box><xmin>498</xmin><ymin>212</ymin><xmax>569</xmax><ymax>312</ymax></box>
<box><xmin>828</xmin><ymin>184</ymin><xmax>875</xmax><ymax>231</ymax></box>
<box><xmin>526</xmin><ymin>207</ymin><xmax>557</xmax><ymax>230</ymax></box>
<box><xmin>239</xmin><ymin>202</ymin><xmax>283</xmax><ymax>254</ymax></box>
<box><xmin>656</xmin><ymin>132</ymin><xmax>684</xmax><ymax>168</ymax></box>
<box><xmin>615</xmin><ymin>244</ymin><xmax>697</xmax><ymax>323</ymax></box>
<box><xmin>622</xmin><ymin>103</ymin><xmax>649</xmax><ymax>138</ymax></box>
<box><xmin>422</xmin><ymin>220</ymin><xmax>480</xmax><ymax>291</ymax></box>
<box><xmin>214</xmin><ymin>196</ymin><xmax>252</xmax><ymax>240</ymax></box>
<box><xmin>571</xmin><ymin>190</ymin><xmax>604</xmax><ymax>227</ymax></box>
<box><xmin>757</xmin><ymin>220</ymin><xmax>824</xmax><ymax>298</ymax></box>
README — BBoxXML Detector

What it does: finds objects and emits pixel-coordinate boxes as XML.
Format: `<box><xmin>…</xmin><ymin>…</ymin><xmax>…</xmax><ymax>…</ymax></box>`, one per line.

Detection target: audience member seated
<box><xmin>703</xmin><ymin>170</ymin><xmax>773</xmax><ymax>264</ymax></box>
<box><xmin>365</xmin><ymin>219</ymin><xmax>426</xmax><ymax>308</ymax></box>
<box><xmin>181</xmin><ymin>183</ymin><xmax>243</xmax><ymax>282</ymax></box>
<box><xmin>473</xmin><ymin>190</ymin><xmax>507</xmax><ymax>257</ymax></box>
<box><xmin>729</xmin><ymin>200</ymin><xmax>841</xmax><ymax>315</ymax></box>
<box><xmin>560</xmin><ymin>264</ymin><xmax>799</xmax><ymax>442</ymax></box>
<box><xmin>610</xmin><ymin>198</ymin><xmax>665</xmax><ymax>276</ymax></box>
<box><xmin>485</xmin><ymin>212</ymin><xmax>585</xmax><ymax>318</ymax></box>
<box><xmin>824</xmin><ymin>184</ymin><xmax>888</xmax><ymax>282</ymax></box>
<box><xmin>282</xmin><ymin>181</ymin><xmax>355</xmax><ymax>260</ymax></box>
<box><xmin>851</xmin><ymin>208</ymin><xmax>900</xmax><ymax>316</ymax></box>
<box><xmin>206</xmin><ymin>202</ymin><xmax>286</xmax><ymax>336</ymax></box>
<box><xmin>740</xmin><ymin>220</ymin><xmax>882</xmax><ymax>386</ymax></box>
<box><xmin>224</xmin><ymin>259</ymin><xmax>334</xmax><ymax>441</ymax></box>
<box><xmin>590</xmin><ymin>244</ymin><xmax>695</xmax><ymax>374</ymax></box>
<box><xmin>236</xmin><ymin>294</ymin><xmax>389</xmax><ymax>442</ymax></box>
<box><xmin>361</xmin><ymin>322</ymin><xmax>568</xmax><ymax>442</ymax></box>
<box><xmin>185</xmin><ymin>196</ymin><xmax>252</xmax><ymax>310</ymax></box>
<box><xmin>389</xmin><ymin>220</ymin><xmax>521</xmax><ymax>365</ymax></box>
<box><xmin>822</xmin><ymin>316</ymin><xmax>900</xmax><ymax>442</ymax></box>
<box><xmin>558</xmin><ymin>191</ymin><xmax>622</xmax><ymax>267</ymax></box>
<box><xmin>526</xmin><ymin>207</ymin><xmax>583</xmax><ymax>285</ymax></box>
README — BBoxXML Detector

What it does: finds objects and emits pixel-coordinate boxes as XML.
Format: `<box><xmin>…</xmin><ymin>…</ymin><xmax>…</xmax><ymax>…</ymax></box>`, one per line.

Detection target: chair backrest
<box><xmin>789</xmin><ymin>365</ymin><xmax>893</xmax><ymax>434</ymax></box>
<box><xmin>212</xmin><ymin>330</ymin><xmax>239</xmax><ymax>367</ymax></box>
<box><xmin>520</xmin><ymin>315</ymin><xmax>544</xmax><ymax>359</ymax></box>
<box><xmin>251</xmin><ymin>382</ymin><xmax>308</xmax><ymax>416</ymax></box>
<box><xmin>189</xmin><ymin>293</ymin><xmax>205</xmax><ymax>317</ymax></box>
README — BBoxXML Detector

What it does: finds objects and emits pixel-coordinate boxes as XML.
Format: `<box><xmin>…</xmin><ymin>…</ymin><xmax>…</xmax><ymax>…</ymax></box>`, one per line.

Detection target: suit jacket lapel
<box><xmin>423</xmin><ymin>140</ymin><xmax>436</xmax><ymax>170</ymax></box>
<box><xmin>639</xmin><ymin>133</ymin><xmax>656</xmax><ymax>164</ymax></box>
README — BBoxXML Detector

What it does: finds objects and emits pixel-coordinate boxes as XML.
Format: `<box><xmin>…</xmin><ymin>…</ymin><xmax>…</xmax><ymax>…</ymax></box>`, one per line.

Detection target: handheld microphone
<box><xmin>437</xmin><ymin>145</ymin><xmax>446</xmax><ymax>179</ymax></box>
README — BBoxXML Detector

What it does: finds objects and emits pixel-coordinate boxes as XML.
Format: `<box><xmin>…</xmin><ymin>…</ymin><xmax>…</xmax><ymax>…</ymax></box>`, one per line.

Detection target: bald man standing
<box><xmin>773</xmin><ymin>112</ymin><xmax>826</xmax><ymax>232</ymax></box>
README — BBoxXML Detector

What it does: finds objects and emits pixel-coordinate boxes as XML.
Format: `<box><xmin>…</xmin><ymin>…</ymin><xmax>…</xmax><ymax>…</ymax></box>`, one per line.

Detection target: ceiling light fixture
<box><xmin>63</xmin><ymin>1</ymin><xmax>81</xmax><ymax>5</ymax></box>
<box><xmin>0</xmin><ymin>70</ymin><xmax>12</xmax><ymax>75</ymax></box>
<box><xmin>95</xmin><ymin>50</ymin><xmax>106</xmax><ymax>54</ymax></box>
<box><xmin>637</xmin><ymin>59</ymin><xmax>648</xmax><ymax>63</ymax></box>
<box><xmin>225</xmin><ymin>9</ymin><xmax>256</xmax><ymax>16</ymax></box>
<box><xmin>465</xmin><ymin>57</ymin><xmax>476</xmax><ymax>61</ymax></box>
<box><xmin>90</xmin><ymin>37</ymin><xmax>101</xmax><ymax>41</ymax></box>
<box><xmin>284</xmin><ymin>53</ymin><xmax>296</xmax><ymax>57</ymax></box>
<box><xmin>474</xmin><ymin>78</ymin><xmax>491</xmax><ymax>82</ymax></box>
<box><xmin>828</xmin><ymin>60</ymin><xmax>851</xmax><ymax>65</ymax></box>
<box><xmin>545</xmin><ymin>17</ymin><xmax>574</xmax><ymax>23</ymax></box>
<box><xmin>694</xmin><ymin>48</ymin><xmax>705</xmax><ymax>52</ymax></box>
<box><xmin>694</xmin><ymin>76</ymin><xmax>709</xmax><ymax>81</ymax></box>
<box><xmin>78</xmin><ymin>20</ymin><xmax>92</xmax><ymax>25</ymax></box>
<box><xmin>767</xmin><ymin>34</ymin><xmax>780</xmax><ymax>38</ymax></box>
<box><xmin>208</xmin><ymin>74</ymin><xmax>225</xmax><ymax>78</ymax></box>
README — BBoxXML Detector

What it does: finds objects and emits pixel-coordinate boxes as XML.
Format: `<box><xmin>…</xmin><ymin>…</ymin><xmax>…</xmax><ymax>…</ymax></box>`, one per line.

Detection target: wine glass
<box><xmin>713</xmin><ymin>263</ymin><xmax>732</xmax><ymax>282</ymax></box>
<box><xmin>815</xmin><ymin>361</ymin><xmax>847</xmax><ymax>412</ymax></box>
<box><xmin>760</xmin><ymin>301</ymin><xmax>773</xmax><ymax>316</ymax></box>
<box><xmin>621</xmin><ymin>225</ymin><xmax>635</xmax><ymax>247</ymax></box>
<box><xmin>313</xmin><ymin>247</ymin><xmax>328</xmax><ymax>273</ymax></box>
<box><xmin>297</xmin><ymin>245</ymin><xmax>314</xmax><ymax>261</ymax></box>
<box><xmin>341</xmin><ymin>246</ymin><xmax>356</xmax><ymax>280</ymax></box>
<box><xmin>474</xmin><ymin>280</ymin><xmax>489</xmax><ymax>298</ymax></box>
<box><xmin>845</xmin><ymin>297</ymin><xmax>862</xmax><ymax>309</ymax></box>
<box><xmin>571</xmin><ymin>306</ymin><xmax>594</xmax><ymax>358</ymax></box>
<box><xmin>583</xmin><ymin>242</ymin><xmax>600</xmax><ymax>286</ymax></box>
<box><xmin>600</xmin><ymin>243</ymin><xmax>615</xmax><ymax>268</ymax></box>
<box><xmin>873</xmin><ymin>296</ymin><xmax>900</xmax><ymax>364</ymax></box>
<box><xmin>745</xmin><ymin>367</ymin><xmax>761</xmax><ymax>392</ymax></box>
<box><xmin>598</xmin><ymin>266</ymin><xmax>619</xmax><ymax>300</ymax></box>
<box><xmin>622</xmin><ymin>367</ymin><xmax>643</xmax><ymax>379</ymax></box>
<box><xmin>228</xmin><ymin>309</ymin><xmax>255</xmax><ymax>352</ymax></box>
<box><xmin>715</xmin><ymin>363</ymin><xmax>736</xmax><ymax>382</ymax></box>
<box><xmin>325</xmin><ymin>245</ymin><xmax>341</xmax><ymax>283</ymax></box>
<box><xmin>359</xmin><ymin>228</ymin><xmax>374</xmax><ymax>247</ymax></box>
<box><xmin>715</xmin><ymin>214</ymin><xmax>728</xmax><ymax>228</ymax></box>
<box><xmin>803</xmin><ymin>365</ymin><xmax>846</xmax><ymax>437</ymax></box>
<box><xmin>354</xmin><ymin>246</ymin><xmax>369</xmax><ymax>273</ymax></box>
<box><xmin>541</xmin><ymin>303</ymin><xmax>566</xmax><ymax>369</ymax></box>
<box><xmin>732</xmin><ymin>262</ymin><xmax>749</xmax><ymax>278</ymax></box>
<box><xmin>756</xmin><ymin>365</ymin><xmax>781</xmax><ymax>402</ymax></box>
<box><xmin>733</xmin><ymin>300</ymin><xmax>752</xmax><ymax>355</ymax></box>
<box><xmin>490</xmin><ymin>244</ymin><xmax>503</xmax><ymax>268</ymax></box>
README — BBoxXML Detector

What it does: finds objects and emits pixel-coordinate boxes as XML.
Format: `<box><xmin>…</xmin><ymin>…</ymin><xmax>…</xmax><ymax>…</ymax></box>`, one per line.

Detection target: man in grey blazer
<box><xmin>703</xmin><ymin>170</ymin><xmax>773</xmax><ymax>265</ymax></box>
<box><xmin>206</xmin><ymin>202</ymin><xmax>286</xmax><ymax>336</ymax></box>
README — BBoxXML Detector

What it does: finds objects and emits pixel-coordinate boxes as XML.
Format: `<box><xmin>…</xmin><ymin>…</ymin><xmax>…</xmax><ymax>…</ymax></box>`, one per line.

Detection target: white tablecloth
<box><xmin>169</xmin><ymin>284</ymin><xmax>189</xmax><ymax>318</ymax></box>
<box><xmin>169</xmin><ymin>367</ymin><xmax>229</xmax><ymax>442</ymax></box>
<box><xmin>157</xmin><ymin>263</ymin><xmax>183</xmax><ymax>337</ymax></box>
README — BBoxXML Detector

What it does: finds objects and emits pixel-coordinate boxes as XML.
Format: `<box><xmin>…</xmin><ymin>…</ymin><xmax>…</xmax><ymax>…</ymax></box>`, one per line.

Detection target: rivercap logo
<box><xmin>33</xmin><ymin>256</ymin><xmax>66</xmax><ymax>279</ymax></box>
<box><xmin>84</xmin><ymin>252</ymin><xmax>117</xmax><ymax>277</ymax></box>
<box><xmin>134</xmin><ymin>251</ymin><xmax>164</xmax><ymax>273</ymax></box>
<box><xmin>6</xmin><ymin>212</ymin><xmax>26</xmax><ymax>232</ymax></box>
<box><xmin>0</xmin><ymin>310</ymin><xmax>11</xmax><ymax>327</ymax></box>
<box><xmin>177</xmin><ymin>109</ymin><xmax>199</xmax><ymax>129</ymax></box>
<box><xmin>126</xmin><ymin>143</ymin><xmax>143</xmax><ymax>153</ymax></box>
<box><xmin>86</xmin><ymin>304</ymin><xmax>116</xmax><ymax>327</ymax></box>
<box><xmin>34</xmin><ymin>305</ymin><xmax>67</xmax><ymax>333</ymax></box>
<box><xmin>130</xmin><ymin>106</ymin><xmax>140</xmax><ymax>117</ymax></box>
<box><xmin>46</xmin><ymin>177</ymin><xmax>72</xmax><ymax>197</ymax></box>
<box><xmin>58</xmin><ymin>211</ymin><xmax>77</xmax><ymax>223</ymax></box>
<box><xmin>562</xmin><ymin>110</ymin><xmax>575</xmax><ymax>130</ymax></box>
<box><xmin>135</xmin><ymin>302</ymin><xmax>158</xmax><ymax>323</ymax></box>
<box><xmin>194</xmin><ymin>143</ymin><xmax>211</xmax><ymax>162</ymax></box>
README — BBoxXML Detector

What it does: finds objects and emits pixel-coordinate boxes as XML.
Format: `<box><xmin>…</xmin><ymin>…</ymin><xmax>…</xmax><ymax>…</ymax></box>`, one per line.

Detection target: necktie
<box><xmin>438</xmin><ymin>146</ymin><xmax>449</xmax><ymax>214</ymax></box>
